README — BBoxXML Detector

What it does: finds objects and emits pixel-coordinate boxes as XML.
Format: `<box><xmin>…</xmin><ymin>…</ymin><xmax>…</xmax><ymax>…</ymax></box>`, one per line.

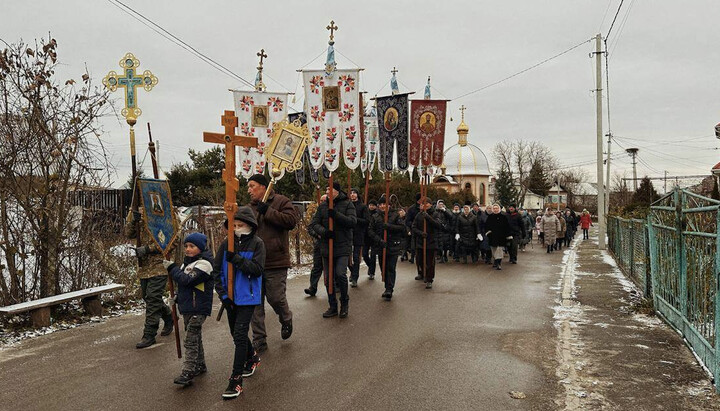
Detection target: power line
<box><xmin>608</xmin><ymin>0</ymin><xmax>637</xmax><ymax>54</ymax></box>
<box><xmin>106</xmin><ymin>0</ymin><xmax>255</xmax><ymax>89</ymax></box>
<box><xmin>453</xmin><ymin>38</ymin><xmax>592</xmax><ymax>100</ymax></box>
<box><xmin>605</xmin><ymin>0</ymin><xmax>624</xmax><ymax>40</ymax></box>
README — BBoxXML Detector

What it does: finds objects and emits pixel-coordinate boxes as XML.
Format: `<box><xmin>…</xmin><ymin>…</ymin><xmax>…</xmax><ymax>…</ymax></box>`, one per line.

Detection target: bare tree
<box><xmin>0</xmin><ymin>37</ymin><xmax>114</xmax><ymax>303</ymax></box>
<box><xmin>492</xmin><ymin>140</ymin><xmax>559</xmax><ymax>205</ymax></box>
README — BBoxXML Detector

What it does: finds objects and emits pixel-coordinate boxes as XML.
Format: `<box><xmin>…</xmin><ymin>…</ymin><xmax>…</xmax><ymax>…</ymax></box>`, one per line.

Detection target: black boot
<box><xmin>174</xmin><ymin>370</ymin><xmax>194</xmax><ymax>387</ymax></box>
<box><xmin>339</xmin><ymin>304</ymin><xmax>348</xmax><ymax>318</ymax></box>
<box><xmin>136</xmin><ymin>336</ymin><xmax>156</xmax><ymax>349</ymax></box>
<box><xmin>304</xmin><ymin>287</ymin><xmax>317</xmax><ymax>297</ymax></box>
<box><xmin>160</xmin><ymin>316</ymin><xmax>173</xmax><ymax>336</ymax></box>
<box><xmin>382</xmin><ymin>290</ymin><xmax>392</xmax><ymax>301</ymax></box>
<box><xmin>322</xmin><ymin>307</ymin><xmax>338</xmax><ymax>318</ymax></box>
<box><xmin>281</xmin><ymin>319</ymin><xmax>293</xmax><ymax>340</ymax></box>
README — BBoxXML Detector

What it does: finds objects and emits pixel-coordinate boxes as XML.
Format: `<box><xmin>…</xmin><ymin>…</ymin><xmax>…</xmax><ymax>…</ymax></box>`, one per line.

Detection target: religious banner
<box><xmin>360</xmin><ymin>109</ymin><xmax>379</xmax><ymax>174</ymax></box>
<box><xmin>137</xmin><ymin>178</ymin><xmax>179</xmax><ymax>254</ymax></box>
<box><xmin>375</xmin><ymin>93</ymin><xmax>410</xmax><ymax>172</ymax></box>
<box><xmin>266</xmin><ymin>119</ymin><xmax>310</xmax><ymax>177</ymax></box>
<box><xmin>302</xmin><ymin>68</ymin><xmax>361</xmax><ymax>171</ymax></box>
<box><xmin>232</xmin><ymin>90</ymin><xmax>288</xmax><ymax>178</ymax></box>
<box><xmin>410</xmin><ymin>100</ymin><xmax>447</xmax><ymax>167</ymax></box>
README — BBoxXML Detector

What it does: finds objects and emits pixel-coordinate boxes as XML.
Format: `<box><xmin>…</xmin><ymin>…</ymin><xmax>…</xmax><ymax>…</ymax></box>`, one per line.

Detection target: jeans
<box><xmin>227</xmin><ymin>304</ymin><xmax>256</xmax><ymax>376</ymax></box>
<box><xmin>323</xmin><ymin>255</ymin><xmax>349</xmax><ymax>310</ymax></box>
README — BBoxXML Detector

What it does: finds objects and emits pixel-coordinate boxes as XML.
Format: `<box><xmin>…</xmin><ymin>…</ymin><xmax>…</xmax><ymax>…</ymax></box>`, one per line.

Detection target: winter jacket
<box><xmin>169</xmin><ymin>250</ymin><xmax>214</xmax><ymax>316</ymax></box>
<box><xmin>309</xmin><ymin>191</ymin><xmax>357</xmax><ymax>257</ymax></box>
<box><xmin>557</xmin><ymin>215</ymin><xmax>567</xmax><ymax>239</ymax></box>
<box><xmin>352</xmin><ymin>199</ymin><xmax>370</xmax><ymax>246</ymax></box>
<box><xmin>506</xmin><ymin>211</ymin><xmax>527</xmax><ymax>239</ymax></box>
<box><xmin>456</xmin><ymin>212</ymin><xmax>478</xmax><ymax>247</ymax></box>
<box><xmin>484</xmin><ymin>213</ymin><xmax>511</xmax><ymax>247</ymax></box>
<box><xmin>433</xmin><ymin>208</ymin><xmax>454</xmax><ymax>247</ymax></box>
<box><xmin>124</xmin><ymin>212</ymin><xmax>179</xmax><ymax>279</ymax></box>
<box><xmin>541</xmin><ymin>214</ymin><xmax>560</xmax><ymax>246</ymax></box>
<box><xmin>405</xmin><ymin>203</ymin><xmax>420</xmax><ymax>230</ymax></box>
<box><xmin>412</xmin><ymin>210</ymin><xmax>442</xmax><ymax>249</ymax></box>
<box><xmin>213</xmin><ymin>207</ymin><xmax>266</xmax><ymax>306</ymax></box>
<box><xmin>368</xmin><ymin>209</ymin><xmax>405</xmax><ymax>256</ymax></box>
<box><xmin>521</xmin><ymin>213</ymin><xmax>534</xmax><ymax>240</ymax></box>
<box><xmin>250</xmin><ymin>191</ymin><xmax>298</xmax><ymax>270</ymax></box>
<box><xmin>580</xmin><ymin>213</ymin><xmax>592</xmax><ymax>229</ymax></box>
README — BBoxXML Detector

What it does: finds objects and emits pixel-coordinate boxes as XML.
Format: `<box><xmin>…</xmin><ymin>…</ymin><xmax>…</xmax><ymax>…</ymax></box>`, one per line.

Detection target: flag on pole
<box><xmin>410</xmin><ymin>100</ymin><xmax>447</xmax><ymax>167</ymax></box>
<box><xmin>376</xmin><ymin>93</ymin><xmax>410</xmax><ymax>172</ymax></box>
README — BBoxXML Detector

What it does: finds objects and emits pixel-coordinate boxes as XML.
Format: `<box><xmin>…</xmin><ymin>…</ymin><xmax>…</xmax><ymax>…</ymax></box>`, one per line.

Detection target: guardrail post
<box><xmin>676</xmin><ymin>189</ymin><xmax>687</xmax><ymax>320</ymax></box>
<box><xmin>629</xmin><ymin>220</ymin><xmax>635</xmax><ymax>280</ymax></box>
<box><xmin>648</xmin><ymin>214</ymin><xmax>659</xmax><ymax>310</ymax></box>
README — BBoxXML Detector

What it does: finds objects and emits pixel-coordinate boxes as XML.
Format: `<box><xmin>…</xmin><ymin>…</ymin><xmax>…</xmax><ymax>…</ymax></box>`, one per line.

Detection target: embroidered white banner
<box><xmin>232</xmin><ymin>91</ymin><xmax>288</xmax><ymax>179</ymax></box>
<box><xmin>361</xmin><ymin>114</ymin><xmax>379</xmax><ymax>174</ymax></box>
<box><xmin>302</xmin><ymin>69</ymin><xmax>360</xmax><ymax>172</ymax></box>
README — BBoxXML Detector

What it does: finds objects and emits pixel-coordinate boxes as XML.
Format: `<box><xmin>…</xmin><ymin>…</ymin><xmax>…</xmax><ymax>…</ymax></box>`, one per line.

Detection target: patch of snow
<box><xmin>632</xmin><ymin>314</ymin><xmax>662</xmax><ymax>327</ymax></box>
<box><xmin>594</xmin><ymin>323</ymin><xmax>610</xmax><ymax>328</ymax></box>
<box><xmin>288</xmin><ymin>265</ymin><xmax>312</xmax><ymax>280</ymax></box>
<box><xmin>109</xmin><ymin>243</ymin><xmax>136</xmax><ymax>258</ymax></box>
<box><xmin>634</xmin><ymin>344</ymin><xmax>650</xmax><ymax>349</ymax></box>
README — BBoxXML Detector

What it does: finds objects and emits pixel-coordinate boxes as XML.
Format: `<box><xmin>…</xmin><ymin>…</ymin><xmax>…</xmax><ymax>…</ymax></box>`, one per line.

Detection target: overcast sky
<box><xmin>4</xmin><ymin>0</ymin><xmax>720</xmax><ymax>190</ymax></box>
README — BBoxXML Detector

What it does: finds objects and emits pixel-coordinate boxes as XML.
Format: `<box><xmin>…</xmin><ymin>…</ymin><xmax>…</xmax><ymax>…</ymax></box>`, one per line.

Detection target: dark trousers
<box><xmin>415</xmin><ymin>247</ymin><xmax>436</xmax><ymax>282</ymax></box>
<box><xmin>383</xmin><ymin>253</ymin><xmax>399</xmax><ymax>292</ymax></box>
<box><xmin>349</xmin><ymin>245</ymin><xmax>363</xmax><ymax>282</ymax></box>
<box><xmin>323</xmin><ymin>255</ymin><xmax>349</xmax><ymax>310</ymax></box>
<box><xmin>308</xmin><ymin>242</ymin><xmax>323</xmax><ymax>291</ymax></box>
<box><xmin>227</xmin><ymin>304</ymin><xmax>256</xmax><ymax>376</ymax></box>
<box><xmin>251</xmin><ymin>268</ymin><xmax>292</xmax><ymax>346</ymax></box>
<box><xmin>583</xmin><ymin>228</ymin><xmax>589</xmax><ymax>239</ymax></box>
<box><xmin>182</xmin><ymin>314</ymin><xmax>206</xmax><ymax>373</ymax></box>
<box><xmin>140</xmin><ymin>275</ymin><xmax>171</xmax><ymax>338</ymax></box>
<box><xmin>366</xmin><ymin>248</ymin><xmax>379</xmax><ymax>277</ymax></box>
<box><xmin>508</xmin><ymin>236</ymin><xmax>520</xmax><ymax>262</ymax></box>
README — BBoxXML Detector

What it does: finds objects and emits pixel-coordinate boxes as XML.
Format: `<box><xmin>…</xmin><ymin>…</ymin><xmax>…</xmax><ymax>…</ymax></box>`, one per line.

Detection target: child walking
<box><xmin>163</xmin><ymin>232</ymin><xmax>214</xmax><ymax>387</ymax></box>
<box><xmin>213</xmin><ymin>206</ymin><xmax>266</xmax><ymax>400</ymax></box>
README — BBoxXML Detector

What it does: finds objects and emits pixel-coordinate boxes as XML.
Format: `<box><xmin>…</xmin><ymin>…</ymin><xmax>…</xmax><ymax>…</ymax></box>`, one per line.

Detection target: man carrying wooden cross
<box><xmin>247</xmin><ymin>173</ymin><xmax>298</xmax><ymax>353</ymax></box>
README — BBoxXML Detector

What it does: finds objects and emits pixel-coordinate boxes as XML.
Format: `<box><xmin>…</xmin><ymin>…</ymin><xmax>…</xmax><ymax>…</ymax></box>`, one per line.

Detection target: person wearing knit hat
<box><xmin>162</xmin><ymin>232</ymin><xmax>213</xmax><ymax>387</ymax></box>
<box><xmin>412</xmin><ymin>196</ymin><xmax>441</xmax><ymax>288</ymax></box>
<box><xmin>367</xmin><ymin>194</ymin><xmax>405</xmax><ymax>300</ymax></box>
<box><xmin>348</xmin><ymin>185</ymin><xmax>369</xmax><ymax>288</ymax></box>
<box><xmin>247</xmin><ymin>173</ymin><xmax>298</xmax><ymax>353</ymax></box>
<box><xmin>309</xmin><ymin>180</ymin><xmax>357</xmax><ymax>318</ymax></box>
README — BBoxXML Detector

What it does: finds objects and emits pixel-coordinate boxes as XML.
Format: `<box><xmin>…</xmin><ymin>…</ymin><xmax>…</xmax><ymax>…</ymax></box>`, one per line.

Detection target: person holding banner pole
<box><xmin>413</xmin><ymin>195</ymin><xmax>441</xmax><ymax>289</ymax></box>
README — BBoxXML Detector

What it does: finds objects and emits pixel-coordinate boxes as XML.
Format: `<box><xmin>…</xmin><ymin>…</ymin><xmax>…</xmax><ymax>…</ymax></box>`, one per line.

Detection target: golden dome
<box><xmin>456</xmin><ymin>105</ymin><xmax>469</xmax><ymax>146</ymax></box>
<box><xmin>457</xmin><ymin>120</ymin><xmax>469</xmax><ymax>134</ymax></box>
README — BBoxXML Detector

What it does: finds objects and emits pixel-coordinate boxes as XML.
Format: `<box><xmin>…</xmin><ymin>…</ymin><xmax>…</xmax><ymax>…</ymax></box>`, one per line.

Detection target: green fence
<box><xmin>647</xmin><ymin>188</ymin><xmax>720</xmax><ymax>389</ymax></box>
<box><xmin>607</xmin><ymin>216</ymin><xmax>651</xmax><ymax>296</ymax></box>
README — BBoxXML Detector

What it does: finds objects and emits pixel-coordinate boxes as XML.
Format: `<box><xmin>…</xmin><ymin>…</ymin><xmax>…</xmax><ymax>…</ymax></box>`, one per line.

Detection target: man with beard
<box><xmin>367</xmin><ymin>196</ymin><xmax>405</xmax><ymax>300</ymax></box>
<box><xmin>247</xmin><ymin>174</ymin><xmax>298</xmax><ymax>353</ymax></box>
<box><xmin>412</xmin><ymin>197</ymin><xmax>442</xmax><ymax>289</ymax></box>
<box><xmin>505</xmin><ymin>204</ymin><xmax>527</xmax><ymax>264</ymax></box>
<box><xmin>348</xmin><ymin>188</ymin><xmax>370</xmax><ymax>288</ymax></box>
<box><xmin>309</xmin><ymin>182</ymin><xmax>357</xmax><ymax>318</ymax></box>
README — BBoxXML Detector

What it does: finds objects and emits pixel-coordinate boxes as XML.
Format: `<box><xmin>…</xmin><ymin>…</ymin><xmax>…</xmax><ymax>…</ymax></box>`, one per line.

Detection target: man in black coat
<box><xmin>305</xmin><ymin>195</ymin><xmax>327</xmax><ymax>297</ymax></box>
<box><xmin>405</xmin><ymin>193</ymin><xmax>421</xmax><ymax>263</ymax></box>
<box><xmin>506</xmin><ymin>204</ymin><xmax>527</xmax><ymax>264</ymax></box>
<box><xmin>412</xmin><ymin>197</ymin><xmax>442</xmax><ymax>289</ymax></box>
<box><xmin>367</xmin><ymin>197</ymin><xmax>405</xmax><ymax>300</ymax></box>
<box><xmin>309</xmin><ymin>182</ymin><xmax>356</xmax><ymax>318</ymax></box>
<box><xmin>485</xmin><ymin>204</ymin><xmax>511</xmax><ymax>270</ymax></box>
<box><xmin>433</xmin><ymin>200</ymin><xmax>453</xmax><ymax>264</ymax></box>
<box><xmin>348</xmin><ymin>188</ymin><xmax>369</xmax><ymax>288</ymax></box>
<box><xmin>363</xmin><ymin>199</ymin><xmax>379</xmax><ymax>277</ymax></box>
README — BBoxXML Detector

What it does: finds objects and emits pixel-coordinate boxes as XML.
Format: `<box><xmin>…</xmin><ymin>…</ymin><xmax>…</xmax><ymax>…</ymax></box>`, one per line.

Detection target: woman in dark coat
<box><xmin>456</xmin><ymin>205</ymin><xmax>478</xmax><ymax>263</ymax></box>
<box><xmin>484</xmin><ymin>203</ymin><xmax>510</xmax><ymax>270</ymax></box>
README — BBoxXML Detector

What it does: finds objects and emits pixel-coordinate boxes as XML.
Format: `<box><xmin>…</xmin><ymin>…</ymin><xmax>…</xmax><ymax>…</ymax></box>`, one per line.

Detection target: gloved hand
<box><xmin>256</xmin><ymin>201</ymin><xmax>269</xmax><ymax>215</ymax></box>
<box><xmin>324</xmin><ymin>230</ymin><xmax>335</xmax><ymax>240</ymax></box>
<box><xmin>225</xmin><ymin>250</ymin><xmax>236</xmax><ymax>263</ymax></box>
<box><xmin>221</xmin><ymin>297</ymin><xmax>233</xmax><ymax>311</ymax></box>
<box><xmin>135</xmin><ymin>245</ymin><xmax>151</xmax><ymax>259</ymax></box>
<box><xmin>421</xmin><ymin>232</ymin><xmax>427</xmax><ymax>239</ymax></box>
<box><xmin>162</xmin><ymin>259</ymin><xmax>175</xmax><ymax>270</ymax></box>
<box><xmin>327</xmin><ymin>209</ymin><xmax>335</xmax><ymax>219</ymax></box>
<box><xmin>455</xmin><ymin>234</ymin><xmax>460</xmax><ymax>240</ymax></box>
<box><xmin>477</xmin><ymin>234</ymin><xmax>484</xmax><ymax>241</ymax></box>
<box><xmin>226</xmin><ymin>251</ymin><xmax>243</xmax><ymax>266</ymax></box>
<box><xmin>379</xmin><ymin>240</ymin><xmax>387</xmax><ymax>249</ymax></box>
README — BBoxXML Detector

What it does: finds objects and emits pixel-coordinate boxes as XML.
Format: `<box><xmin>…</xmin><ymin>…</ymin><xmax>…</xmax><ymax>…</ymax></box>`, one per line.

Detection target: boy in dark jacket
<box><xmin>368</xmin><ymin>197</ymin><xmax>405</xmax><ymax>300</ymax></box>
<box><xmin>212</xmin><ymin>207</ymin><xmax>266</xmax><ymax>400</ymax></box>
<box><xmin>163</xmin><ymin>232</ymin><xmax>213</xmax><ymax>387</ymax></box>
<box><xmin>412</xmin><ymin>197</ymin><xmax>442</xmax><ymax>288</ymax></box>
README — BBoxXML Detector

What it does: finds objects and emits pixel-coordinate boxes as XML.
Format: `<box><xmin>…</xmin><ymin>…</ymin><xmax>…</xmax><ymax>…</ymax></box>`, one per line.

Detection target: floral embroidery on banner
<box><xmin>339</xmin><ymin>103</ymin><xmax>354</xmax><ymax>122</ymax></box>
<box><xmin>310</xmin><ymin>105</ymin><xmax>325</xmax><ymax>122</ymax></box>
<box><xmin>326</xmin><ymin>127</ymin><xmax>338</xmax><ymax>144</ymax></box>
<box><xmin>325</xmin><ymin>148</ymin><xmax>338</xmax><ymax>164</ymax></box>
<box><xmin>255</xmin><ymin>163</ymin><xmax>264</xmax><ymax>174</ymax></box>
<box><xmin>257</xmin><ymin>141</ymin><xmax>266</xmax><ymax>156</ymax></box>
<box><xmin>240</xmin><ymin>122</ymin><xmax>255</xmax><ymax>135</ymax></box>
<box><xmin>345</xmin><ymin>146</ymin><xmax>358</xmax><ymax>162</ymax></box>
<box><xmin>267</xmin><ymin>97</ymin><xmax>284</xmax><ymax>112</ymax></box>
<box><xmin>242</xmin><ymin>159</ymin><xmax>252</xmax><ymax>173</ymax></box>
<box><xmin>239</xmin><ymin>96</ymin><xmax>254</xmax><ymax>112</ymax></box>
<box><xmin>311</xmin><ymin>126</ymin><xmax>322</xmax><ymax>142</ymax></box>
<box><xmin>344</xmin><ymin>125</ymin><xmax>357</xmax><ymax>142</ymax></box>
<box><xmin>242</xmin><ymin>146</ymin><xmax>252</xmax><ymax>155</ymax></box>
<box><xmin>309</xmin><ymin>76</ymin><xmax>324</xmax><ymax>94</ymax></box>
<box><xmin>311</xmin><ymin>146</ymin><xmax>322</xmax><ymax>162</ymax></box>
<box><xmin>337</xmin><ymin>75</ymin><xmax>355</xmax><ymax>92</ymax></box>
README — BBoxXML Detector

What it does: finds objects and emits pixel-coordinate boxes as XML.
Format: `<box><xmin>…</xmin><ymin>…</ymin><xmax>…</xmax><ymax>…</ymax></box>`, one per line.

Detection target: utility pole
<box><xmin>593</xmin><ymin>33</ymin><xmax>606</xmax><ymax>250</ymax></box>
<box><xmin>626</xmin><ymin>148</ymin><xmax>639</xmax><ymax>191</ymax></box>
<box><xmin>605</xmin><ymin>132</ymin><xmax>612</xmax><ymax>215</ymax></box>
<box><xmin>664</xmin><ymin>170</ymin><xmax>668</xmax><ymax>193</ymax></box>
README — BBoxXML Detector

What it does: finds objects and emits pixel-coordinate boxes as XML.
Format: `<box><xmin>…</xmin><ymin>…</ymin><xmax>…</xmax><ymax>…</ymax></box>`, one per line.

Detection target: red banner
<box><xmin>410</xmin><ymin>100</ymin><xmax>447</xmax><ymax>166</ymax></box>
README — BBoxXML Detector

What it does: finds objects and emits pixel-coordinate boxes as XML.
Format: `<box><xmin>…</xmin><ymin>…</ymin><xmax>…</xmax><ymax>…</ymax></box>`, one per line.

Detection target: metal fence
<box><xmin>647</xmin><ymin>188</ymin><xmax>720</xmax><ymax>390</ymax></box>
<box><xmin>607</xmin><ymin>216</ymin><xmax>651</xmax><ymax>296</ymax></box>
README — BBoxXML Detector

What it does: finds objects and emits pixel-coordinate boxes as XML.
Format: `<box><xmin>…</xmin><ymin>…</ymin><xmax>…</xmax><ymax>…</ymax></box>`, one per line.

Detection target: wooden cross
<box><xmin>327</xmin><ymin>20</ymin><xmax>338</xmax><ymax>43</ymax></box>
<box><xmin>203</xmin><ymin>110</ymin><xmax>257</xmax><ymax>301</ymax></box>
<box><xmin>103</xmin><ymin>53</ymin><xmax>158</xmax><ymax>125</ymax></box>
<box><xmin>459</xmin><ymin>105</ymin><xmax>467</xmax><ymax>121</ymax></box>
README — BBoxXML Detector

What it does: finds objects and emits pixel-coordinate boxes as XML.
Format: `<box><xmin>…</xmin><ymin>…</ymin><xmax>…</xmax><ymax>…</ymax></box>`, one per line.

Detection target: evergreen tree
<box><xmin>526</xmin><ymin>160</ymin><xmax>552</xmax><ymax>196</ymax></box>
<box><xmin>495</xmin><ymin>166</ymin><xmax>518</xmax><ymax>207</ymax></box>
<box><xmin>631</xmin><ymin>176</ymin><xmax>659</xmax><ymax>205</ymax></box>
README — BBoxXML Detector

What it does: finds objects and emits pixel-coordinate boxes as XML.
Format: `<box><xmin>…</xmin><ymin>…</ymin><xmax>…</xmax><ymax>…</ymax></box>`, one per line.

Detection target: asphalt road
<box><xmin>1</xmin><ymin>245</ymin><xmax>563</xmax><ymax>410</ymax></box>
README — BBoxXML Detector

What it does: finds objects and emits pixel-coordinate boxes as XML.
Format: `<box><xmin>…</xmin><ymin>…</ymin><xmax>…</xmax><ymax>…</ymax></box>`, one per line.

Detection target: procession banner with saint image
<box><xmin>410</xmin><ymin>100</ymin><xmax>447</xmax><ymax>167</ymax></box>
<box><xmin>137</xmin><ymin>178</ymin><xmax>179</xmax><ymax>254</ymax></box>
<box><xmin>302</xmin><ymin>68</ymin><xmax>361</xmax><ymax>171</ymax></box>
<box><xmin>232</xmin><ymin>90</ymin><xmax>288</xmax><ymax>178</ymax></box>
<box><xmin>375</xmin><ymin>93</ymin><xmax>410</xmax><ymax>172</ymax></box>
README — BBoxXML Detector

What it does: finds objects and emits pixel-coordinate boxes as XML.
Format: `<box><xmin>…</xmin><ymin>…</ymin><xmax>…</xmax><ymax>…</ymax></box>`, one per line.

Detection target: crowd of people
<box><xmin>125</xmin><ymin>174</ymin><xmax>595</xmax><ymax>400</ymax></box>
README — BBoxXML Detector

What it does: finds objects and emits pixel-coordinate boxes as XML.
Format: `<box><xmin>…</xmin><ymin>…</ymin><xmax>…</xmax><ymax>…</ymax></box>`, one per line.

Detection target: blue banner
<box><xmin>138</xmin><ymin>178</ymin><xmax>178</xmax><ymax>254</ymax></box>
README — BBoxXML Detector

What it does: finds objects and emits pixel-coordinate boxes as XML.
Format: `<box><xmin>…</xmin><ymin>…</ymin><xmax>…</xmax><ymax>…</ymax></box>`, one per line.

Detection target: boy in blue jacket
<box><xmin>162</xmin><ymin>232</ymin><xmax>213</xmax><ymax>387</ymax></box>
<box><xmin>212</xmin><ymin>206</ymin><xmax>266</xmax><ymax>400</ymax></box>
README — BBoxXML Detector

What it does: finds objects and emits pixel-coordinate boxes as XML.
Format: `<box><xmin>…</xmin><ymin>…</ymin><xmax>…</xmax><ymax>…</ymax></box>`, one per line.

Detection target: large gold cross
<box><xmin>203</xmin><ymin>110</ymin><xmax>258</xmax><ymax>301</ymax></box>
<box><xmin>327</xmin><ymin>20</ymin><xmax>338</xmax><ymax>43</ymax></box>
<box><xmin>103</xmin><ymin>53</ymin><xmax>158</xmax><ymax>126</ymax></box>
